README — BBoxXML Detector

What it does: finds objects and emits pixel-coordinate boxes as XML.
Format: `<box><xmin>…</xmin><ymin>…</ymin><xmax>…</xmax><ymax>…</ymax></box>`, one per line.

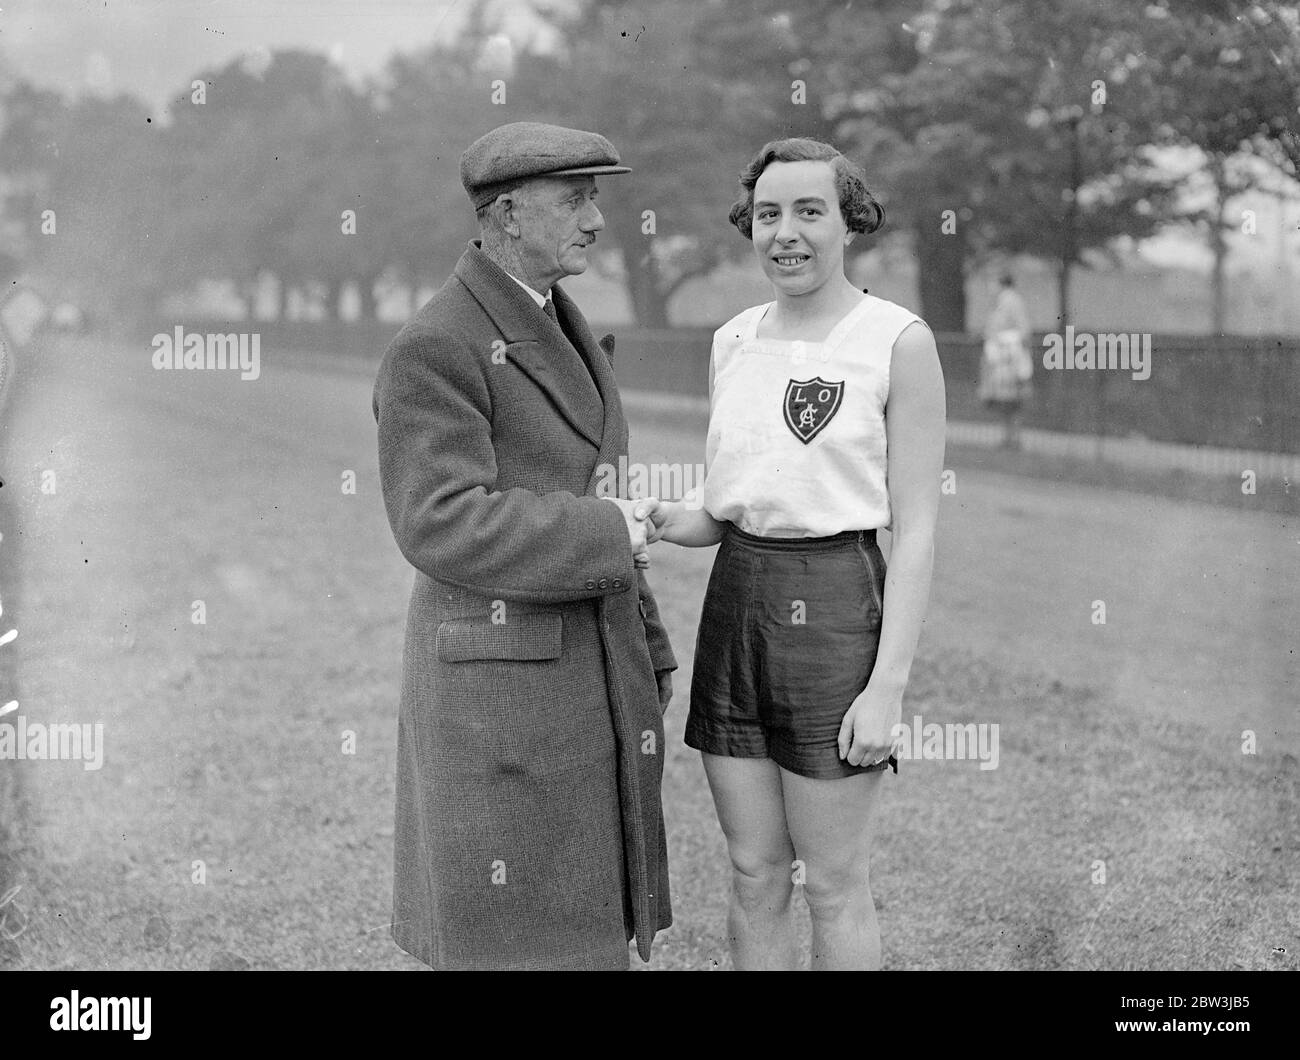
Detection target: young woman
<box><xmin>652</xmin><ymin>138</ymin><xmax>945</xmax><ymax>970</ymax></box>
<box><xmin>979</xmin><ymin>273</ymin><xmax>1033</xmax><ymax>448</ymax></box>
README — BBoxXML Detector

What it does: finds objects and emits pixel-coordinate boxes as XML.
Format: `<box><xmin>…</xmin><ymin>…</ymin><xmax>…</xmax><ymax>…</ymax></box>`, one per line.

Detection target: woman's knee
<box><xmin>801</xmin><ymin>859</ymin><xmax>871</xmax><ymax>921</ymax></box>
<box><xmin>728</xmin><ymin>846</ymin><xmax>796</xmax><ymax>910</ymax></box>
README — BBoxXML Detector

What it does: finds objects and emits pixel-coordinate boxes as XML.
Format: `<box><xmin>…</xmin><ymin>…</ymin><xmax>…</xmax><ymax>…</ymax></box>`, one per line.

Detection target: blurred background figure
<box><xmin>978</xmin><ymin>273</ymin><xmax>1033</xmax><ymax>449</ymax></box>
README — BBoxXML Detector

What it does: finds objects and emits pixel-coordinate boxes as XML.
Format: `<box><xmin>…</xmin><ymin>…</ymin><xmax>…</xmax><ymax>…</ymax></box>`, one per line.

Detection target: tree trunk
<box><xmin>1208</xmin><ymin>153</ymin><xmax>1228</xmax><ymax>336</ymax></box>
<box><xmin>913</xmin><ymin>211</ymin><xmax>968</xmax><ymax>333</ymax></box>
<box><xmin>241</xmin><ymin>272</ymin><xmax>261</xmax><ymax>322</ymax></box>
<box><xmin>598</xmin><ymin>177</ymin><xmax>672</xmax><ymax>329</ymax></box>
<box><xmin>1210</xmin><ymin>226</ymin><xmax>1226</xmax><ymax>336</ymax></box>
<box><xmin>622</xmin><ymin>244</ymin><xmax>671</xmax><ymax>330</ymax></box>
<box><xmin>358</xmin><ymin>275</ymin><xmax>378</xmax><ymax>321</ymax></box>
<box><xmin>407</xmin><ymin>268</ymin><xmax>421</xmax><ymax>316</ymax></box>
<box><xmin>325</xmin><ymin>278</ymin><xmax>344</xmax><ymax>322</ymax></box>
<box><xmin>1059</xmin><ymin>113</ymin><xmax>1082</xmax><ymax>327</ymax></box>
<box><xmin>1057</xmin><ymin>258</ymin><xmax>1071</xmax><ymax>327</ymax></box>
<box><xmin>275</xmin><ymin>275</ymin><xmax>289</xmax><ymax>322</ymax></box>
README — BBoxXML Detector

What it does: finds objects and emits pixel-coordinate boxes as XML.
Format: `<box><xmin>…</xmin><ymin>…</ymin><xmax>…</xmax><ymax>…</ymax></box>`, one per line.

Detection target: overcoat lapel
<box><xmin>551</xmin><ymin>283</ymin><xmax>624</xmax><ymax>478</ymax></box>
<box><xmin>454</xmin><ymin>242</ymin><xmax>604</xmax><ymax>448</ymax></box>
<box><xmin>553</xmin><ymin>283</ymin><xmax>663</xmax><ymax>959</ymax></box>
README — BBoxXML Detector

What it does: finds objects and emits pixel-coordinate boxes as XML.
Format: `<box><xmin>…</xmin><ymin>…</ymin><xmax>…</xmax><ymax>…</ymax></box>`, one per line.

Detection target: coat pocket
<box><xmin>435</xmin><ymin>612</ymin><xmax>563</xmax><ymax>662</ymax></box>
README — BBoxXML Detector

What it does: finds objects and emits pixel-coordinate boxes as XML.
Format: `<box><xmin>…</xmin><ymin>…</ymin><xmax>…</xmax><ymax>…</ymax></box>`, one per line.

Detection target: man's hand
<box><xmin>602</xmin><ymin>496</ymin><xmax>660</xmax><ymax>566</ymax></box>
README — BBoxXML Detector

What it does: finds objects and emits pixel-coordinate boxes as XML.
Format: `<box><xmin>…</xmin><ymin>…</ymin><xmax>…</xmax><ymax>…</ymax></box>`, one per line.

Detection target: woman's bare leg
<box><xmin>781</xmin><ymin>767</ymin><xmax>886</xmax><ymax>970</ymax></box>
<box><xmin>701</xmin><ymin>753</ymin><xmax>798</xmax><ymax>970</ymax></box>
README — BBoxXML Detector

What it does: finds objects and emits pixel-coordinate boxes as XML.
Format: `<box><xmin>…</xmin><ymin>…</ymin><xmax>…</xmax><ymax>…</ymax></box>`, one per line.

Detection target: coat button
<box><xmin>585</xmin><ymin>579</ymin><xmax>596</xmax><ymax>590</ymax></box>
<box><xmin>611</xmin><ymin>578</ymin><xmax>623</xmax><ymax>589</ymax></box>
<box><xmin>597</xmin><ymin>578</ymin><xmax>609</xmax><ymax>589</ymax></box>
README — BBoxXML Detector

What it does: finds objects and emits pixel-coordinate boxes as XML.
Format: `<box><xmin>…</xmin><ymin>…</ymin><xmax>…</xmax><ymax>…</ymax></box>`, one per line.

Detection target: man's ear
<box><xmin>497</xmin><ymin>192</ymin><xmax>523</xmax><ymax>238</ymax></box>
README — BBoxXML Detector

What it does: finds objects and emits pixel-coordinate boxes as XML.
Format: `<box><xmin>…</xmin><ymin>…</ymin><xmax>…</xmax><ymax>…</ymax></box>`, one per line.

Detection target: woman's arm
<box><xmin>654</xmin><ymin>336</ymin><xmax>730</xmax><ymax>548</ymax></box>
<box><xmin>653</xmin><ymin>488</ymin><xmax>727</xmax><ymax>548</ymax></box>
<box><xmin>874</xmin><ymin>321</ymin><xmax>946</xmax><ymax>689</ymax></box>
<box><xmin>839</xmin><ymin>320</ymin><xmax>946</xmax><ymax>766</ymax></box>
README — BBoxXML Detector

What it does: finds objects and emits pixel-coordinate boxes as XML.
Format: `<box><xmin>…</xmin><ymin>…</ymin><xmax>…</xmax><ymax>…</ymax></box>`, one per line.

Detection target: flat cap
<box><xmin>461</xmin><ymin>121</ymin><xmax>631</xmax><ymax>209</ymax></box>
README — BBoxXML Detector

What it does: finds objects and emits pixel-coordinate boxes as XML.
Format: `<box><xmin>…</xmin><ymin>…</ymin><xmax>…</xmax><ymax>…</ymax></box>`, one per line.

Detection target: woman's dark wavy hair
<box><xmin>728</xmin><ymin>137</ymin><xmax>885</xmax><ymax>239</ymax></box>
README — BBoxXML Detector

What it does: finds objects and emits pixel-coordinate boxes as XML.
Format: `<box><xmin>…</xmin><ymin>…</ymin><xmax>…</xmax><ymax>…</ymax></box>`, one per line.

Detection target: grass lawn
<box><xmin>0</xmin><ymin>338</ymin><xmax>1294</xmax><ymax>970</ymax></box>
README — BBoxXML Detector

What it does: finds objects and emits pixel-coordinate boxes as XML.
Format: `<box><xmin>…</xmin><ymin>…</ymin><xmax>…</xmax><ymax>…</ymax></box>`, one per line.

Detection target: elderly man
<box><xmin>372</xmin><ymin>122</ymin><xmax>677</xmax><ymax>970</ymax></box>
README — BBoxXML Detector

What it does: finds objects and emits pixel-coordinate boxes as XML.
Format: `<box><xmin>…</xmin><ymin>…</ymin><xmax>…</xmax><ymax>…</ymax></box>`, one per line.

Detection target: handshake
<box><xmin>602</xmin><ymin>497</ymin><xmax>669</xmax><ymax>569</ymax></box>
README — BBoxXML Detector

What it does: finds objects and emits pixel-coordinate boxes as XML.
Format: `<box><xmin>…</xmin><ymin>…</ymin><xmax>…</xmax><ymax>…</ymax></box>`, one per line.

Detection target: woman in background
<box><xmin>652</xmin><ymin>138</ymin><xmax>945</xmax><ymax>970</ymax></box>
<box><xmin>979</xmin><ymin>273</ymin><xmax>1033</xmax><ymax>448</ymax></box>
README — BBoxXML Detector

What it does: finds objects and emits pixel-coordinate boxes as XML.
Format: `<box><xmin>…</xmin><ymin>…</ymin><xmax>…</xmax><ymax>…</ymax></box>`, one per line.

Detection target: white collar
<box><xmin>505</xmin><ymin>271</ymin><xmax>549</xmax><ymax>308</ymax></box>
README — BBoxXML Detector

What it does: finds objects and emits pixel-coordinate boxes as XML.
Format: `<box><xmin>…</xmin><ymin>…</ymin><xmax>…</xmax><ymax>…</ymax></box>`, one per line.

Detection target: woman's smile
<box><xmin>772</xmin><ymin>251</ymin><xmax>811</xmax><ymax>268</ymax></box>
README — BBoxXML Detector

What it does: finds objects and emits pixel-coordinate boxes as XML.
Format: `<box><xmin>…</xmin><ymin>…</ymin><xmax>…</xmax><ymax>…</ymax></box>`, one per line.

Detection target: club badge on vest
<box><xmin>784</xmin><ymin>378</ymin><xmax>845</xmax><ymax>444</ymax></box>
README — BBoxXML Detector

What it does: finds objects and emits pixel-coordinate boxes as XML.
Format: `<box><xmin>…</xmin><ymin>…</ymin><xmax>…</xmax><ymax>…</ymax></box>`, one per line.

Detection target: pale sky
<box><xmin>1</xmin><ymin>0</ymin><xmax>1295</xmax><ymax>276</ymax></box>
<box><xmin>0</xmin><ymin>0</ymin><xmax>556</xmax><ymax>111</ymax></box>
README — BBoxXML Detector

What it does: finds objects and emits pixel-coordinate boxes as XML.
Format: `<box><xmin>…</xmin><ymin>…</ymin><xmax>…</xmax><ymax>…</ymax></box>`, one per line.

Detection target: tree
<box><xmin>161</xmin><ymin>51</ymin><xmax>367</xmax><ymax>319</ymax></box>
<box><xmin>691</xmin><ymin>0</ymin><xmax>1194</xmax><ymax>329</ymax></box>
<box><xmin>501</xmin><ymin>0</ymin><xmax>770</xmax><ymax>327</ymax></box>
<box><xmin>365</xmin><ymin>41</ymin><xmax>503</xmax><ymax>308</ymax></box>
<box><xmin>691</xmin><ymin>0</ymin><xmax>971</xmax><ymax>324</ymax></box>
<box><xmin>1138</xmin><ymin>0</ymin><xmax>1300</xmax><ymax>331</ymax></box>
<box><xmin>843</xmin><ymin>0</ymin><xmax>1184</xmax><ymax>327</ymax></box>
<box><xmin>0</xmin><ymin>83</ymin><xmax>165</xmax><ymax>323</ymax></box>
<box><xmin>0</xmin><ymin>81</ymin><xmax>63</xmax><ymax>287</ymax></box>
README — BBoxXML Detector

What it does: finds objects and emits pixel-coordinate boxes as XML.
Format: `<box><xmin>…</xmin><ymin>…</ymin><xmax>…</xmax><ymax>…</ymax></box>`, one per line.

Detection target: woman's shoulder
<box><xmin>711</xmin><ymin>302</ymin><xmax>772</xmax><ymax>346</ymax></box>
<box><xmin>844</xmin><ymin>294</ymin><xmax>931</xmax><ymax>351</ymax></box>
<box><xmin>857</xmin><ymin>292</ymin><xmax>927</xmax><ymax>328</ymax></box>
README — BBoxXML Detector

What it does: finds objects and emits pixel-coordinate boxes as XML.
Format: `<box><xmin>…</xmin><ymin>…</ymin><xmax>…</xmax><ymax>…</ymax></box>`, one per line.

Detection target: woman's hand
<box><xmin>837</xmin><ymin>680</ymin><xmax>904</xmax><ymax>768</ymax></box>
<box><xmin>647</xmin><ymin>499</ymin><xmax>681</xmax><ymax>543</ymax></box>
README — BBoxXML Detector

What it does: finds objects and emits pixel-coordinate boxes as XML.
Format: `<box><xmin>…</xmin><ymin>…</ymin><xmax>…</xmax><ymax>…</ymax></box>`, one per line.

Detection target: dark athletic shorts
<box><xmin>685</xmin><ymin>525</ymin><xmax>898</xmax><ymax>780</ymax></box>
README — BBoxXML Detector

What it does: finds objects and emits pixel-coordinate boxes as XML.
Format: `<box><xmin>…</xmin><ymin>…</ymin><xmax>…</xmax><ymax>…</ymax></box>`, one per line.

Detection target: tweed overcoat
<box><xmin>372</xmin><ymin>241</ymin><xmax>677</xmax><ymax>970</ymax></box>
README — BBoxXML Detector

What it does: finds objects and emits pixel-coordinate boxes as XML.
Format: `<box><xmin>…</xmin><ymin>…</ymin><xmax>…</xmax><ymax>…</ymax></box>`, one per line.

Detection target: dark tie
<box><xmin>544</xmin><ymin>297</ymin><xmax>599</xmax><ymax>387</ymax></box>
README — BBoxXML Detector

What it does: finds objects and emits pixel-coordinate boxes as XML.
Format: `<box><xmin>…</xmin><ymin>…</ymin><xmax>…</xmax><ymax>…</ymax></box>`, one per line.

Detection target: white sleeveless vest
<box><xmin>703</xmin><ymin>295</ymin><xmax>927</xmax><ymax>537</ymax></box>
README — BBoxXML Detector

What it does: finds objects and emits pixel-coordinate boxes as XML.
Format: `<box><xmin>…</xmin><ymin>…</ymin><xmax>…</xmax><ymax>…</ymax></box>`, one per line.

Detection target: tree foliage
<box><xmin>0</xmin><ymin>0</ymin><xmax>1294</xmax><ymax>330</ymax></box>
